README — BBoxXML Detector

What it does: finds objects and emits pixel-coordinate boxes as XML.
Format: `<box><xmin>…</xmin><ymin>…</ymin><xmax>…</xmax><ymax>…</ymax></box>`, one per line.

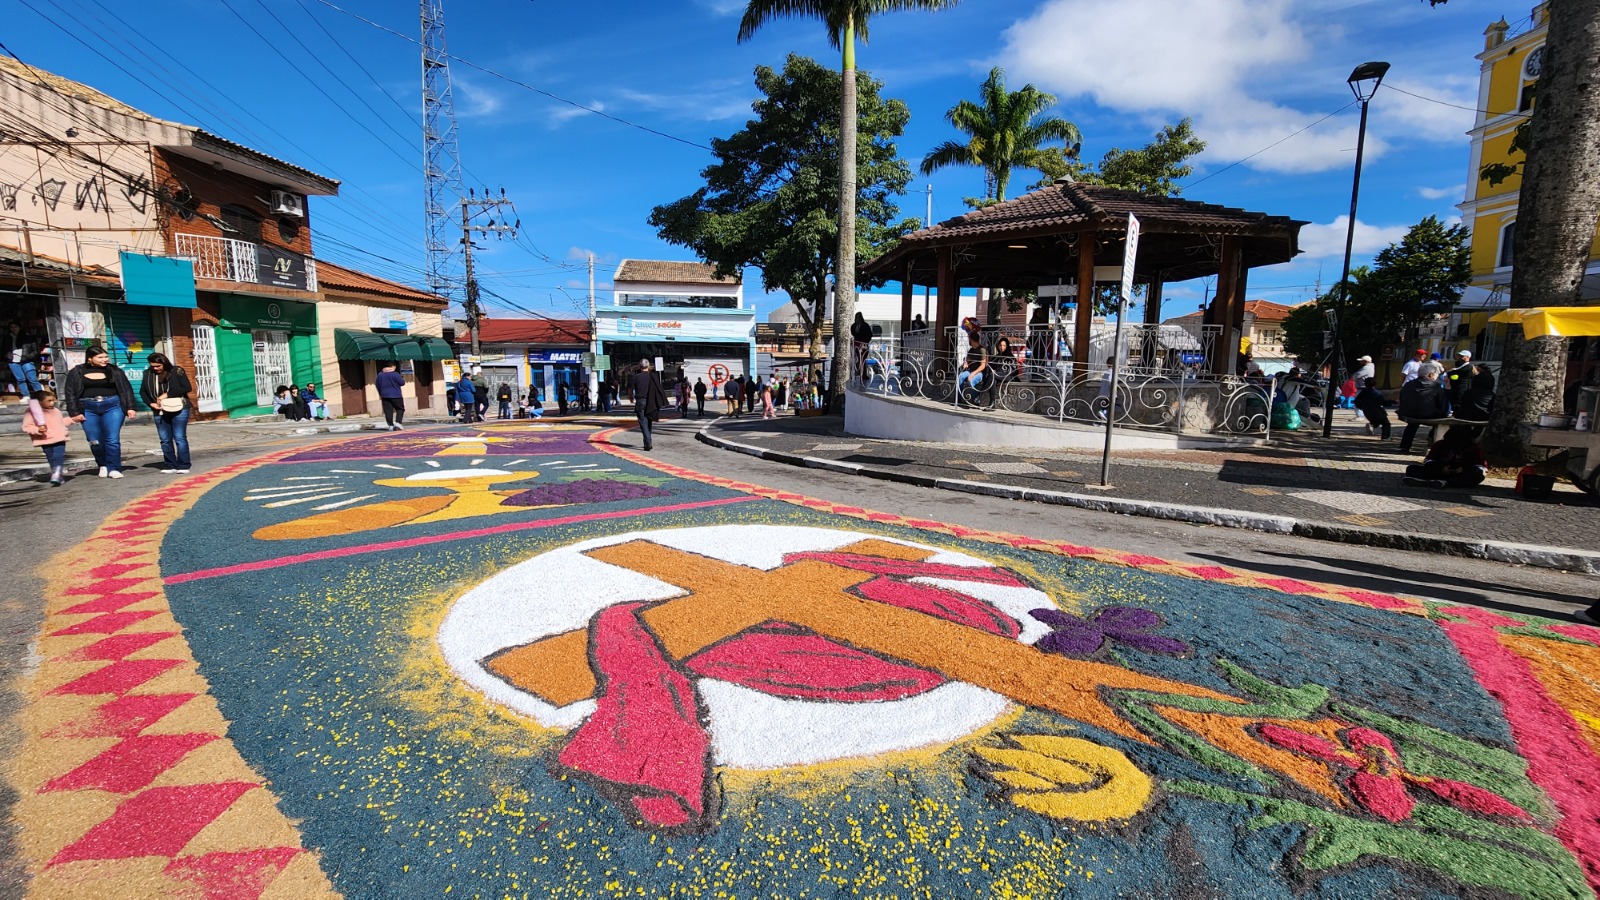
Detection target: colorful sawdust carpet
<box><xmin>14</xmin><ymin>423</ymin><xmax>1600</xmax><ymax>898</ymax></box>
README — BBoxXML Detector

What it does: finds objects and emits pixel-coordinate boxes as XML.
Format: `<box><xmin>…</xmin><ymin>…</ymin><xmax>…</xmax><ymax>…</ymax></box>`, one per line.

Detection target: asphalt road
<box><xmin>633</xmin><ymin>416</ymin><xmax>1598</xmax><ymax>621</ymax></box>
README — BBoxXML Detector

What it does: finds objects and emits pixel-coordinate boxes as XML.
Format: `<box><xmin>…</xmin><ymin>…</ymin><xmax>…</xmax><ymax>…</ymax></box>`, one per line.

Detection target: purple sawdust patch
<box><xmin>280</xmin><ymin>431</ymin><xmax>597</xmax><ymax>462</ymax></box>
<box><xmin>503</xmin><ymin>479</ymin><xmax>671</xmax><ymax>507</ymax></box>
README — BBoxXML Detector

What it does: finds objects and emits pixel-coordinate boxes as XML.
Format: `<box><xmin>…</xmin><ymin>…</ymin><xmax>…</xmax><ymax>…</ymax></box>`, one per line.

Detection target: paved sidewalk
<box><xmin>699</xmin><ymin>411</ymin><xmax>1600</xmax><ymax>573</ymax></box>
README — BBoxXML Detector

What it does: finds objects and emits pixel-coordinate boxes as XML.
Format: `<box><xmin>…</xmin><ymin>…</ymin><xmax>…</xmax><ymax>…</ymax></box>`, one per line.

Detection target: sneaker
<box><xmin>98</xmin><ymin>466</ymin><xmax>108</xmax><ymax>478</ymax></box>
<box><xmin>49</xmin><ymin>479</ymin><xmax>61</xmax><ymax>486</ymax></box>
<box><xmin>160</xmin><ymin>468</ymin><xmax>178</xmax><ymax>474</ymax></box>
<box><xmin>107</xmin><ymin>470</ymin><xmax>124</xmax><ymax>479</ymax></box>
<box><xmin>395</xmin><ymin>423</ymin><xmax>405</xmax><ymax>430</ymax></box>
<box><xmin>1401</xmin><ymin>476</ymin><xmax>1431</xmax><ymax>487</ymax></box>
<box><xmin>175</xmin><ymin>469</ymin><xmax>189</xmax><ymax>474</ymax></box>
<box><xmin>1574</xmin><ymin>607</ymin><xmax>1599</xmax><ymax>626</ymax></box>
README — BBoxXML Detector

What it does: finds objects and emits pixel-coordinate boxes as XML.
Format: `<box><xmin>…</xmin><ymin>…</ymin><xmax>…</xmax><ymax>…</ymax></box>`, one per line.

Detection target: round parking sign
<box><xmin>708</xmin><ymin>364</ymin><xmax>730</xmax><ymax>385</ymax></box>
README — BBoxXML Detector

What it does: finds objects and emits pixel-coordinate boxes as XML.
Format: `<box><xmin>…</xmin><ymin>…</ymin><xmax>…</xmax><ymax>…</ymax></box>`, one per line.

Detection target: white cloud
<box><xmin>1417</xmin><ymin>183</ymin><xmax>1465</xmax><ymax>201</ymax></box>
<box><xmin>567</xmin><ymin>246</ymin><xmax>617</xmax><ymax>265</ymax></box>
<box><xmin>1376</xmin><ymin>78</ymin><xmax>1476</xmax><ymax>145</ymax></box>
<box><xmin>616</xmin><ymin>87</ymin><xmax>753</xmax><ymax>122</ymax></box>
<box><xmin>1297</xmin><ymin>215</ymin><xmax>1408</xmax><ymax>259</ymax></box>
<box><xmin>693</xmin><ymin>0</ymin><xmax>746</xmax><ymax>14</ymax></box>
<box><xmin>997</xmin><ymin>0</ymin><xmax>1471</xmax><ymax>175</ymax></box>
<box><xmin>547</xmin><ymin>100</ymin><xmax>605</xmax><ymax>128</ymax></box>
<box><xmin>453</xmin><ymin>77</ymin><xmax>505</xmax><ymax>119</ymax></box>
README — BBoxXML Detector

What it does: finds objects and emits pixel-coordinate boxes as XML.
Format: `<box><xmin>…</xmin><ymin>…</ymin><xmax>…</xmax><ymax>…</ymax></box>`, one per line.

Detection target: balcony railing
<box><xmin>173</xmin><ymin>233</ymin><xmax>317</xmax><ymax>292</ymax></box>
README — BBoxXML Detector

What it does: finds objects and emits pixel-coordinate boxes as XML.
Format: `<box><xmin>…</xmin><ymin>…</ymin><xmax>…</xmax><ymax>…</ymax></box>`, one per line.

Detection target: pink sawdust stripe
<box><xmin>1443</xmin><ymin>621</ymin><xmax>1600</xmax><ymax>888</ymax></box>
<box><xmin>163</xmin><ymin>496</ymin><xmax>759</xmax><ymax>585</ymax></box>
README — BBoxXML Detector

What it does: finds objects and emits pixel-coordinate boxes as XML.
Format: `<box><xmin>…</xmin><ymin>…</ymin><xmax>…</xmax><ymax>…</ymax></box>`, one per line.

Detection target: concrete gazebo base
<box><xmin>843</xmin><ymin>387</ymin><xmax>1270</xmax><ymax>452</ymax></box>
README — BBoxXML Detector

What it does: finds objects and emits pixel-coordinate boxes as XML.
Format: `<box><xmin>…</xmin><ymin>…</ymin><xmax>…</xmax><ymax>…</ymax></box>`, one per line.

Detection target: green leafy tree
<box><xmin>919</xmin><ymin>66</ymin><xmax>1081</xmax><ymax>206</ymax></box>
<box><xmin>1031</xmin><ymin>119</ymin><xmax>1206</xmax><ymax>196</ymax></box>
<box><xmin>1281</xmin><ymin>216</ymin><xmax>1470</xmax><ymax>371</ymax></box>
<box><xmin>1427</xmin><ymin>0</ymin><xmax>1600</xmax><ymax>457</ymax></box>
<box><xmin>649</xmin><ymin>55</ymin><xmax>918</xmax><ymax>374</ymax></box>
<box><xmin>739</xmin><ymin>0</ymin><xmax>959</xmax><ymax>410</ymax></box>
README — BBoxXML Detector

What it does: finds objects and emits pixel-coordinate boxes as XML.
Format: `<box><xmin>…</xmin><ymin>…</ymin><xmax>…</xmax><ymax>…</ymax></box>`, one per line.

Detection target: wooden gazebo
<box><xmin>861</xmin><ymin>181</ymin><xmax>1307</xmax><ymax>374</ymax></box>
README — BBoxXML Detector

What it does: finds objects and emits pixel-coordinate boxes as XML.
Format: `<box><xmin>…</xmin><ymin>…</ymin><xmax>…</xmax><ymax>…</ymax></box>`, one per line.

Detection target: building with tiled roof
<box><xmin>597</xmin><ymin>260</ymin><xmax>755</xmax><ymax>390</ymax></box>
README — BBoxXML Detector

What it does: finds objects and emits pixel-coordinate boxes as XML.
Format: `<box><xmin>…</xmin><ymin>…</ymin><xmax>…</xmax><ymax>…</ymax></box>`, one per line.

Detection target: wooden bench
<box><xmin>1397</xmin><ymin>416</ymin><xmax>1489</xmax><ymax>445</ymax></box>
<box><xmin>1526</xmin><ymin>426</ymin><xmax>1600</xmax><ymax>495</ymax></box>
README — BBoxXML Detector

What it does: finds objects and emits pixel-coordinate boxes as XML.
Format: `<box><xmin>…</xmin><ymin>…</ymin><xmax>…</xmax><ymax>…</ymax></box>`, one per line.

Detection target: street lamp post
<box><xmin>1323</xmin><ymin>61</ymin><xmax>1390</xmax><ymax>439</ymax></box>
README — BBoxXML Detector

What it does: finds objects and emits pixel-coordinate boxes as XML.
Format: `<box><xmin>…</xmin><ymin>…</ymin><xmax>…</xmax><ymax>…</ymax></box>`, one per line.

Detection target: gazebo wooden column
<box><xmin>1210</xmin><ymin>236</ymin><xmax>1242</xmax><ymax>376</ymax></box>
<box><xmin>1143</xmin><ymin>274</ymin><xmax>1164</xmax><ymax>325</ymax></box>
<box><xmin>900</xmin><ymin>267</ymin><xmax>913</xmax><ymax>335</ymax></box>
<box><xmin>1074</xmin><ymin>234</ymin><xmax>1095</xmax><ymax>376</ymax></box>
<box><xmin>1231</xmin><ymin>264</ymin><xmax>1250</xmax><ymax>370</ymax></box>
<box><xmin>935</xmin><ymin>246</ymin><xmax>960</xmax><ymax>354</ymax></box>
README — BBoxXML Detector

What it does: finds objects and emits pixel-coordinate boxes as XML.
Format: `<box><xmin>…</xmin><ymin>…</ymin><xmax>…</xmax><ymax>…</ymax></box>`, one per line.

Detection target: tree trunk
<box><xmin>828</xmin><ymin>17</ymin><xmax>858</xmax><ymax>414</ymax></box>
<box><xmin>1488</xmin><ymin>0</ymin><xmax>1600</xmax><ymax>459</ymax></box>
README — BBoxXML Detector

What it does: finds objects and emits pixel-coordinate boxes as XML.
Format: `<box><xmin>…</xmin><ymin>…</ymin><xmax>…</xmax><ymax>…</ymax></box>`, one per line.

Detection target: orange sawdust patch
<box><xmin>1498</xmin><ymin>633</ymin><xmax>1600</xmax><ymax>757</ymax></box>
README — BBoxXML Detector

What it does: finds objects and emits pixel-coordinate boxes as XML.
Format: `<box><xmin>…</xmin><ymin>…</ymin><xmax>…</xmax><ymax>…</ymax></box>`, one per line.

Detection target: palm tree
<box><xmin>921</xmin><ymin>67</ymin><xmax>1082</xmax><ymax>204</ymax></box>
<box><xmin>738</xmin><ymin>0</ymin><xmax>959</xmax><ymax>410</ymax></box>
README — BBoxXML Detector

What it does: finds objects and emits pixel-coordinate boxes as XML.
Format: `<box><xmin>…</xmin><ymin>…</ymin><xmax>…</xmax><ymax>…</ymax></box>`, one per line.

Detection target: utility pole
<box><xmin>460</xmin><ymin>188</ymin><xmax>518</xmax><ymax>356</ymax></box>
<box><xmin>587</xmin><ymin>253</ymin><xmax>598</xmax><ymax>403</ymax></box>
<box><xmin>923</xmin><ymin>185</ymin><xmax>932</xmax><ymax>322</ymax></box>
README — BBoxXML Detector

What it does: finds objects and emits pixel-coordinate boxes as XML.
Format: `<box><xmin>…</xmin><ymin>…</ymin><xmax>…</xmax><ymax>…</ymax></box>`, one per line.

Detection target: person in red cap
<box><xmin>1401</xmin><ymin>348</ymin><xmax>1427</xmax><ymax>385</ymax></box>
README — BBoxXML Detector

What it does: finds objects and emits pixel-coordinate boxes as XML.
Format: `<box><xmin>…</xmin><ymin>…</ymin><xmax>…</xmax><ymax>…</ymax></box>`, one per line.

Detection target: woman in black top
<box><xmin>140</xmin><ymin>352</ymin><xmax>194</xmax><ymax>473</ymax></box>
<box><xmin>62</xmin><ymin>344</ymin><xmax>136</xmax><ymax>477</ymax></box>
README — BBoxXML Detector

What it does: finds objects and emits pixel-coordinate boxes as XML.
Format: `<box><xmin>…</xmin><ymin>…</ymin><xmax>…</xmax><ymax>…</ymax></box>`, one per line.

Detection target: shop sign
<box><xmin>367</xmin><ymin>307</ymin><xmax>415</xmax><ymax>330</ymax></box>
<box><xmin>528</xmin><ymin>350</ymin><xmax>584</xmax><ymax>364</ymax></box>
<box><xmin>256</xmin><ymin>244</ymin><xmax>313</xmax><ymax>291</ymax></box>
<box><xmin>220</xmin><ymin>296</ymin><xmax>316</xmax><ymax>332</ymax></box>
<box><xmin>442</xmin><ymin>359</ymin><xmax>462</xmax><ymax>383</ymax></box>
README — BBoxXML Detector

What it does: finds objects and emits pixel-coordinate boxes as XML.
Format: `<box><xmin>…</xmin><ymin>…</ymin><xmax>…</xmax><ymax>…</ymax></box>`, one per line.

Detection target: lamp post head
<box><xmin>1348</xmin><ymin>61</ymin><xmax>1390</xmax><ymax>102</ymax></box>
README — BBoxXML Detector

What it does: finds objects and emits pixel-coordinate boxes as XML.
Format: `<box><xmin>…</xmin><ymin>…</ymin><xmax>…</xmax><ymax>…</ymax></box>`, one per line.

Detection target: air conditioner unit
<box><xmin>270</xmin><ymin>190</ymin><xmax>304</xmax><ymax>218</ymax></box>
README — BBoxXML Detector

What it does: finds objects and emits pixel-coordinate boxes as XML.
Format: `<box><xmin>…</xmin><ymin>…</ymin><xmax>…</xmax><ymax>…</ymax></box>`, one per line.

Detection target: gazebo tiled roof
<box><xmin>863</xmin><ymin>181</ymin><xmax>1307</xmax><ymax>286</ymax></box>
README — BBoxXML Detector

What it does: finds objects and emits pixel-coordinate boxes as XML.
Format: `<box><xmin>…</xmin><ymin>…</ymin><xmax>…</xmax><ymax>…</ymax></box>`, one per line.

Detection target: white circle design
<box><xmin>437</xmin><ymin>525</ymin><xmax>1055</xmax><ymax>768</ymax></box>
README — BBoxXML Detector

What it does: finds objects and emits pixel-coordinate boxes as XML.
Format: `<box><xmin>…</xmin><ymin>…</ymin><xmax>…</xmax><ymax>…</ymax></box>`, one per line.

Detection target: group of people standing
<box><xmin>1344</xmin><ymin>347</ymin><xmax>1496</xmax><ymax>491</ymax></box>
<box><xmin>21</xmin><ymin>346</ymin><xmax>197</xmax><ymax>484</ymax></box>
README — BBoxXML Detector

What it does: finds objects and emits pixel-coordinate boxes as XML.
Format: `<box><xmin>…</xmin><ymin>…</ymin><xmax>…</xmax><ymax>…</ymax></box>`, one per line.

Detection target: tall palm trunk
<box><xmin>1488</xmin><ymin>0</ymin><xmax>1600</xmax><ymax>458</ymax></box>
<box><xmin>829</xmin><ymin>14</ymin><xmax>857</xmax><ymax>413</ymax></box>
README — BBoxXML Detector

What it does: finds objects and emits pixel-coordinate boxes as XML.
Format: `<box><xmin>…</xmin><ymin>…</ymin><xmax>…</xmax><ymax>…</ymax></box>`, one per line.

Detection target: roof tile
<box><xmin>614</xmin><ymin>259</ymin><xmax>739</xmax><ymax>286</ymax></box>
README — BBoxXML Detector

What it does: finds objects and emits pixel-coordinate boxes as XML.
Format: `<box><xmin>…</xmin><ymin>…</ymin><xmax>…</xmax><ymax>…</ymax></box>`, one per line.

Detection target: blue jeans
<box><xmin>79</xmin><ymin>396</ymin><xmax>127</xmax><ymax>471</ymax></box>
<box><xmin>41</xmin><ymin>441</ymin><xmax>64</xmax><ymax>470</ymax></box>
<box><xmin>498</xmin><ymin>400</ymin><xmax>511</xmax><ymax>419</ymax></box>
<box><xmin>10</xmin><ymin>361</ymin><xmax>41</xmax><ymax>397</ymax></box>
<box><xmin>154</xmin><ymin>407</ymin><xmax>191</xmax><ymax>469</ymax></box>
<box><xmin>636</xmin><ymin>411</ymin><xmax>654</xmax><ymax>449</ymax></box>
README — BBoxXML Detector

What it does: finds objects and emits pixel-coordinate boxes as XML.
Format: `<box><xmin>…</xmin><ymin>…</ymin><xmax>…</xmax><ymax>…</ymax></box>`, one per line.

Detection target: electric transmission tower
<box><xmin>421</xmin><ymin>0</ymin><xmax>466</xmax><ymax>300</ymax></box>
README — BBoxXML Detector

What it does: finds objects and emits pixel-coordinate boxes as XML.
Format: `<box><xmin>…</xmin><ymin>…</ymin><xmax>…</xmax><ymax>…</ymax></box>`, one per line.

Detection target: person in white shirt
<box><xmin>1401</xmin><ymin>348</ymin><xmax>1427</xmax><ymax>385</ymax></box>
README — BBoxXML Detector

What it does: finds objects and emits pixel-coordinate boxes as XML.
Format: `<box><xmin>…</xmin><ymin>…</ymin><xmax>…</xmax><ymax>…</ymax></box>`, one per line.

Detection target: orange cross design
<box><xmin>485</xmin><ymin>539</ymin><xmax>1238</xmax><ymax>743</ymax></box>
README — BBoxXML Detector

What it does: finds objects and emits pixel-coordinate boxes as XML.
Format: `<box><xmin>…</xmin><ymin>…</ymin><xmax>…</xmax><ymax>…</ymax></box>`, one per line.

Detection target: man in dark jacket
<box><xmin>1397</xmin><ymin>364</ymin><xmax>1449</xmax><ymax>453</ymax></box>
<box><xmin>693</xmin><ymin>377</ymin><xmax>707</xmax><ymax>417</ymax></box>
<box><xmin>1446</xmin><ymin>350</ymin><xmax>1474</xmax><ymax>412</ymax></box>
<box><xmin>631</xmin><ymin>360</ymin><xmax>668</xmax><ymax>451</ymax></box>
<box><xmin>1455</xmin><ymin>366</ymin><xmax>1495</xmax><ymax>422</ymax></box>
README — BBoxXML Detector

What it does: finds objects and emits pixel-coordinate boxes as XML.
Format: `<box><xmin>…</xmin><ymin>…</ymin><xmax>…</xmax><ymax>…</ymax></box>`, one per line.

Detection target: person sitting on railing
<box><xmin>987</xmin><ymin>336</ymin><xmax>1018</xmax><ymax>405</ymax></box>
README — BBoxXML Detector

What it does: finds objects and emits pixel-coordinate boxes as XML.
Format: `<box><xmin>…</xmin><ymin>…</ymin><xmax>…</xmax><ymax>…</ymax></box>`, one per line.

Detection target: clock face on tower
<box><xmin>1524</xmin><ymin>45</ymin><xmax>1544</xmax><ymax>79</ymax></box>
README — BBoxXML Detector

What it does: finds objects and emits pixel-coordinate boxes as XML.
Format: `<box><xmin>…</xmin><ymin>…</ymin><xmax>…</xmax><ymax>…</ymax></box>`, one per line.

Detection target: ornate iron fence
<box><xmin>854</xmin><ymin>333</ymin><xmax>1272</xmax><ymax>436</ymax></box>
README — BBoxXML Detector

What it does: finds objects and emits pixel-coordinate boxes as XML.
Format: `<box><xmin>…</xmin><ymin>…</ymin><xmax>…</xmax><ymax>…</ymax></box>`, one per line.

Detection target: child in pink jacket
<box><xmin>22</xmin><ymin>388</ymin><xmax>70</xmax><ymax>485</ymax></box>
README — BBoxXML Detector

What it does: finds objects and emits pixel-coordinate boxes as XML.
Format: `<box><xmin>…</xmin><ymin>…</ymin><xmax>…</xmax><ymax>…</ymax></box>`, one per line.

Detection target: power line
<box><xmin>1380</xmin><ymin>82</ymin><xmax>1528</xmax><ymax>119</ymax></box>
<box><xmin>1183</xmin><ymin>101</ymin><xmax>1356</xmax><ymax>190</ymax></box>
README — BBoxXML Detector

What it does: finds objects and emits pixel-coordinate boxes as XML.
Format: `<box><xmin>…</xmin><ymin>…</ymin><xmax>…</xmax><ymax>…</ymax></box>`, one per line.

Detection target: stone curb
<box><xmin>697</xmin><ymin>424</ymin><xmax>1600</xmax><ymax>576</ymax></box>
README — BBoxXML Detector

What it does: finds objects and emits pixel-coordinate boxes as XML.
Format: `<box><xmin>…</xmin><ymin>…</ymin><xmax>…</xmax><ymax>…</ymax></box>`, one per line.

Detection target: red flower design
<box><xmin>1257</xmin><ymin>723</ymin><xmax>1531</xmax><ymax>823</ymax></box>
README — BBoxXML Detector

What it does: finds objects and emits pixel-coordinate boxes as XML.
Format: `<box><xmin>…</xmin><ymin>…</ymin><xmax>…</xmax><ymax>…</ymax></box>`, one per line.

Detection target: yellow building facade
<box><xmin>1455</xmin><ymin>4</ymin><xmax>1600</xmax><ymax>393</ymax></box>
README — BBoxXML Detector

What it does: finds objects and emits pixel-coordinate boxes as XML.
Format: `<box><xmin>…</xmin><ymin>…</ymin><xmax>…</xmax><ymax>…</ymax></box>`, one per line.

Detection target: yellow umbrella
<box><xmin>1488</xmin><ymin>306</ymin><xmax>1600</xmax><ymax>338</ymax></box>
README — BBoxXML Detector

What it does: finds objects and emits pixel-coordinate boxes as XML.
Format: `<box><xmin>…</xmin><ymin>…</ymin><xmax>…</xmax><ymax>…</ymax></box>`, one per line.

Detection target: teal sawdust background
<box><xmin>161</xmin><ymin>477</ymin><xmax>1561</xmax><ymax>898</ymax></box>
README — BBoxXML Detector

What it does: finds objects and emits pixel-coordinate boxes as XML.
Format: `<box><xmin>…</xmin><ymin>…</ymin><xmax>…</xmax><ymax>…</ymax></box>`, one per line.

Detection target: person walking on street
<box><xmin>850</xmin><ymin>311</ymin><xmax>874</xmax><ymax>384</ymax></box>
<box><xmin>22</xmin><ymin>388</ymin><xmax>70</xmax><ymax>485</ymax></box>
<box><xmin>693</xmin><ymin>377</ymin><xmax>707</xmax><ymax>417</ymax></box>
<box><xmin>761</xmin><ymin>378</ymin><xmax>776</xmax><ymax>419</ymax></box>
<box><xmin>1353</xmin><ymin>378</ymin><xmax>1392</xmax><ymax>440</ymax></box>
<box><xmin>455</xmin><ymin>376</ymin><xmax>476</xmax><ymax>424</ymax></box>
<box><xmin>140</xmin><ymin>352</ymin><xmax>193</xmax><ymax>473</ymax></box>
<box><xmin>745</xmin><ymin>375</ymin><xmax>757</xmax><ymax>414</ymax></box>
<box><xmin>472</xmin><ymin>371</ymin><xmax>490</xmax><ymax>423</ymax></box>
<box><xmin>676</xmin><ymin>376</ymin><xmax>689</xmax><ymax>418</ymax></box>
<box><xmin>1401</xmin><ymin>348</ymin><xmax>1427</xmax><ymax>385</ymax></box>
<box><xmin>62</xmin><ymin>344</ymin><xmax>136</xmax><ymax>478</ymax></box>
<box><xmin>725</xmin><ymin>376</ymin><xmax>743</xmax><ymax>417</ymax></box>
<box><xmin>557</xmin><ymin>384</ymin><xmax>570</xmax><ymax>417</ymax></box>
<box><xmin>631</xmin><ymin>360</ymin><xmax>667</xmax><ymax>452</ymax></box>
<box><xmin>376</xmin><ymin>360</ymin><xmax>407</xmax><ymax>431</ymax></box>
<box><xmin>496</xmin><ymin>382</ymin><xmax>513</xmax><ymax>419</ymax></box>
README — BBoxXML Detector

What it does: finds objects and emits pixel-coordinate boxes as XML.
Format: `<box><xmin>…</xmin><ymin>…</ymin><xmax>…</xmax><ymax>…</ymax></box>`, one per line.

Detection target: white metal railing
<box><xmin>174</xmin><ymin>233</ymin><xmax>257</xmax><ymax>283</ymax></box>
<box><xmin>853</xmin><ymin>335</ymin><xmax>1277</xmax><ymax>436</ymax></box>
<box><xmin>173</xmin><ymin>233</ymin><xmax>316</xmax><ymax>291</ymax></box>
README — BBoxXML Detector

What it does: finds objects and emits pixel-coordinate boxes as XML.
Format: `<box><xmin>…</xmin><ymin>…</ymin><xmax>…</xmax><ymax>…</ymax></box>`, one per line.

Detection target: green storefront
<box><xmin>215</xmin><ymin>295</ymin><xmax>321</xmax><ymax>417</ymax></box>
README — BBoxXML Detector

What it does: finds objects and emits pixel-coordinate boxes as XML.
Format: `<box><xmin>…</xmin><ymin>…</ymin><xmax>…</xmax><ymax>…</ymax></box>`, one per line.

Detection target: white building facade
<box><xmin>596</xmin><ymin>260</ymin><xmax>755</xmax><ymax>390</ymax></box>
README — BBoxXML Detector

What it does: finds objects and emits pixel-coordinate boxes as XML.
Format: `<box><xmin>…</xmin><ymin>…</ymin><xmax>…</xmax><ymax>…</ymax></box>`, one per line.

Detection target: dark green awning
<box><xmin>334</xmin><ymin>329</ymin><xmax>402</xmax><ymax>361</ymax></box>
<box><xmin>409</xmin><ymin>335</ymin><xmax>455</xmax><ymax>361</ymax></box>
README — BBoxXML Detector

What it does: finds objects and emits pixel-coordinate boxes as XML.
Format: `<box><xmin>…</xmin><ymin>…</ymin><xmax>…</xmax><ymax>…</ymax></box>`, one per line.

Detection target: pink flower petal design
<box><xmin>1409</xmin><ymin>775</ymin><xmax>1534</xmax><ymax>822</ymax></box>
<box><xmin>1258</xmin><ymin>723</ymin><xmax>1357</xmax><ymax>766</ymax></box>
<box><xmin>1347</xmin><ymin>770</ymin><xmax>1415</xmax><ymax>822</ymax></box>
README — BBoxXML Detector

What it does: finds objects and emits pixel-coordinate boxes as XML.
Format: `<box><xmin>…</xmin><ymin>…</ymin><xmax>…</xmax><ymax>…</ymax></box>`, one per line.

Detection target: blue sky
<box><xmin>7</xmin><ymin>0</ymin><xmax>1512</xmax><ymax>321</ymax></box>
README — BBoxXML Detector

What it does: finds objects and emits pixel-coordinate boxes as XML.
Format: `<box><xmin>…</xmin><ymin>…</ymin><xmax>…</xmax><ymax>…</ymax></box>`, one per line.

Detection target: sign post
<box><xmin>1100</xmin><ymin>213</ymin><xmax>1139</xmax><ymax>487</ymax></box>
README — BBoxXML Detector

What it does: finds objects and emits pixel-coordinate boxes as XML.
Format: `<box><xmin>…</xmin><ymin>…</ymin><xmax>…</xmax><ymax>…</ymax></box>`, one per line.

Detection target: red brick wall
<box><xmin>155</xmin><ymin>152</ymin><xmax>314</xmax><ymax>257</ymax></box>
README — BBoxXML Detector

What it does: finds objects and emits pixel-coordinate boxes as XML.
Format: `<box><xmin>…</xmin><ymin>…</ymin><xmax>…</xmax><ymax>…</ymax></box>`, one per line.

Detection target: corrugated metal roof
<box><xmin>469</xmin><ymin>318</ymin><xmax>592</xmax><ymax>345</ymax></box>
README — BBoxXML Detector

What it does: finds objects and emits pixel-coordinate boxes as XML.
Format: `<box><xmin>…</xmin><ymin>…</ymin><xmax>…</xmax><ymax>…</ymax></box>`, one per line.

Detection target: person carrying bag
<box><xmin>140</xmin><ymin>352</ymin><xmax>193</xmax><ymax>473</ymax></box>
